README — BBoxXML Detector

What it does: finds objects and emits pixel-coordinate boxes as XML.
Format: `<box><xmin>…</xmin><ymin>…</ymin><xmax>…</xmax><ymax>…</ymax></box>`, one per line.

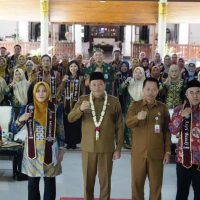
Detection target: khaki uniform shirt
<box><xmin>68</xmin><ymin>94</ymin><xmax>123</xmax><ymax>153</ymax></box>
<box><xmin>126</xmin><ymin>99</ymin><xmax>171</xmax><ymax>160</ymax></box>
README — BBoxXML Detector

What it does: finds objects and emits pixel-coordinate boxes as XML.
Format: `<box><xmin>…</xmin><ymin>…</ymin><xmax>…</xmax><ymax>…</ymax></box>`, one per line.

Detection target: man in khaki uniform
<box><xmin>126</xmin><ymin>77</ymin><xmax>171</xmax><ymax>200</ymax></box>
<box><xmin>68</xmin><ymin>72</ymin><xmax>123</xmax><ymax>200</ymax></box>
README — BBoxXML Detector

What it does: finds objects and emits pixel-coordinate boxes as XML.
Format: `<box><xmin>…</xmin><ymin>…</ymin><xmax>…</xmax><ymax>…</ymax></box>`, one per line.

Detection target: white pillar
<box><xmin>52</xmin><ymin>24</ymin><xmax>59</xmax><ymax>44</ymax></box>
<box><xmin>75</xmin><ymin>24</ymin><xmax>82</xmax><ymax>55</ymax></box>
<box><xmin>40</xmin><ymin>0</ymin><xmax>49</xmax><ymax>55</ymax></box>
<box><xmin>179</xmin><ymin>23</ymin><xmax>189</xmax><ymax>44</ymax></box>
<box><xmin>124</xmin><ymin>25</ymin><xmax>132</xmax><ymax>57</ymax></box>
<box><xmin>149</xmin><ymin>25</ymin><xmax>155</xmax><ymax>45</ymax></box>
<box><xmin>18</xmin><ymin>22</ymin><xmax>29</xmax><ymax>42</ymax></box>
<box><xmin>72</xmin><ymin>24</ymin><xmax>75</xmax><ymax>42</ymax></box>
<box><xmin>157</xmin><ymin>0</ymin><xmax>167</xmax><ymax>58</ymax></box>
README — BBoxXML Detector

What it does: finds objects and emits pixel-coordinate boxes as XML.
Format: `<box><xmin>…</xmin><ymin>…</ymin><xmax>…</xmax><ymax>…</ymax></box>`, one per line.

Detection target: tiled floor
<box><xmin>0</xmin><ymin>150</ymin><xmax>194</xmax><ymax>200</ymax></box>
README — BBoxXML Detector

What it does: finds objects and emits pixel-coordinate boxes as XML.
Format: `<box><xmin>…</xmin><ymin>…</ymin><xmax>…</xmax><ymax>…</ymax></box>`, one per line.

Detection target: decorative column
<box><xmin>122</xmin><ymin>25</ymin><xmax>135</xmax><ymax>58</ymax></box>
<box><xmin>75</xmin><ymin>24</ymin><xmax>82</xmax><ymax>55</ymax></box>
<box><xmin>40</xmin><ymin>0</ymin><xmax>49</xmax><ymax>55</ymax></box>
<box><xmin>71</xmin><ymin>24</ymin><xmax>76</xmax><ymax>58</ymax></box>
<box><xmin>157</xmin><ymin>0</ymin><xmax>167</xmax><ymax>58</ymax></box>
<box><xmin>124</xmin><ymin>25</ymin><xmax>132</xmax><ymax>57</ymax></box>
<box><xmin>18</xmin><ymin>22</ymin><xmax>29</xmax><ymax>42</ymax></box>
<box><xmin>179</xmin><ymin>24</ymin><xmax>189</xmax><ymax>44</ymax></box>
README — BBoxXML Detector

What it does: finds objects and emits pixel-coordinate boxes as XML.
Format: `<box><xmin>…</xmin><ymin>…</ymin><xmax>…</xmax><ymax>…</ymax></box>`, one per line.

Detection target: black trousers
<box><xmin>176</xmin><ymin>163</ymin><xmax>200</xmax><ymax>200</ymax></box>
<box><xmin>28</xmin><ymin>177</ymin><xmax>56</xmax><ymax>200</ymax></box>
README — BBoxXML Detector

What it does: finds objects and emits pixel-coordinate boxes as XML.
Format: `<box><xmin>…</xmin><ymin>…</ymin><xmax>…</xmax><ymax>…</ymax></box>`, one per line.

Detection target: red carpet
<box><xmin>60</xmin><ymin>198</ymin><xmax>129</xmax><ymax>200</ymax></box>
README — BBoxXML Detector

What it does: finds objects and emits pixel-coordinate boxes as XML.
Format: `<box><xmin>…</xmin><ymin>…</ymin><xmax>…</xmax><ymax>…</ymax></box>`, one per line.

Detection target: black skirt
<box><xmin>63</xmin><ymin>113</ymin><xmax>82</xmax><ymax>145</ymax></box>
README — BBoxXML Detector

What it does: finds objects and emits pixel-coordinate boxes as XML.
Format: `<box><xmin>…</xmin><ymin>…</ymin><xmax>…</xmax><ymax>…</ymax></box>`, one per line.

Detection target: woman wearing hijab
<box><xmin>0</xmin><ymin>56</ymin><xmax>10</xmax><ymax>83</ymax></box>
<box><xmin>25</xmin><ymin>60</ymin><xmax>38</xmax><ymax>82</ymax></box>
<box><xmin>141</xmin><ymin>57</ymin><xmax>150</xmax><ymax>77</ymax></box>
<box><xmin>185</xmin><ymin>62</ymin><xmax>198</xmax><ymax>82</ymax></box>
<box><xmin>7</xmin><ymin>68</ymin><xmax>30</xmax><ymax>121</ymax></box>
<box><xmin>119</xmin><ymin>66</ymin><xmax>145</xmax><ymax>149</ymax></box>
<box><xmin>16</xmin><ymin>55</ymin><xmax>27</xmax><ymax>71</ymax></box>
<box><xmin>5</xmin><ymin>68</ymin><xmax>31</xmax><ymax>180</ymax></box>
<box><xmin>114</xmin><ymin>60</ymin><xmax>129</xmax><ymax>97</ymax></box>
<box><xmin>150</xmin><ymin>65</ymin><xmax>162</xmax><ymax>86</ymax></box>
<box><xmin>61</xmin><ymin>60</ymin><xmax>85</xmax><ymax>149</ymax></box>
<box><xmin>31</xmin><ymin>55</ymin><xmax>40</xmax><ymax>66</ymax></box>
<box><xmin>18</xmin><ymin>81</ymin><xmax>65</xmax><ymax>200</ymax></box>
<box><xmin>0</xmin><ymin>56</ymin><xmax>6</xmax><ymax>78</ymax></box>
<box><xmin>128</xmin><ymin>58</ymin><xmax>139</xmax><ymax>77</ymax></box>
<box><xmin>159</xmin><ymin>64</ymin><xmax>186</xmax><ymax>109</ymax></box>
<box><xmin>149</xmin><ymin>52</ymin><xmax>162</xmax><ymax>68</ymax></box>
<box><xmin>0</xmin><ymin>76</ymin><xmax>8</xmax><ymax>105</ymax></box>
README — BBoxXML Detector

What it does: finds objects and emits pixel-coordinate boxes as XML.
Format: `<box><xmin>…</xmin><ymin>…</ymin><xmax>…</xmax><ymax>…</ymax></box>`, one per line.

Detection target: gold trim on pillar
<box><xmin>159</xmin><ymin>2</ymin><xmax>167</xmax><ymax>16</ymax></box>
<box><xmin>40</xmin><ymin>0</ymin><xmax>49</xmax><ymax>17</ymax></box>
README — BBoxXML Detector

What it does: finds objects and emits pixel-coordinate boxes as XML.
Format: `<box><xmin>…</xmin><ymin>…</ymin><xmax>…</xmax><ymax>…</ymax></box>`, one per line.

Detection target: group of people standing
<box><xmin>0</xmin><ymin>44</ymin><xmax>200</xmax><ymax>200</ymax></box>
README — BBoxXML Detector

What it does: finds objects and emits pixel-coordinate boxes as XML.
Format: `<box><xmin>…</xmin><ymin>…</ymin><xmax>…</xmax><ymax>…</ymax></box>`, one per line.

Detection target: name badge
<box><xmin>154</xmin><ymin>124</ymin><xmax>160</xmax><ymax>134</ymax></box>
<box><xmin>104</xmin><ymin>74</ymin><xmax>108</xmax><ymax>79</ymax></box>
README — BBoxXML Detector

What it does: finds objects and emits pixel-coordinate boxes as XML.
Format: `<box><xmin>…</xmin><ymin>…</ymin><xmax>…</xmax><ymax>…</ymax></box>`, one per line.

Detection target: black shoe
<box><xmin>16</xmin><ymin>173</ymin><xmax>28</xmax><ymax>181</ymax></box>
<box><xmin>66</xmin><ymin>144</ymin><xmax>73</xmax><ymax>149</ymax></box>
<box><xmin>124</xmin><ymin>144</ymin><xmax>132</xmax><ymax>149</ymax></box>
<box><xmin>71</xmin><ymin>144</ymin><xmax>77</xmax><ymax>149</ymax></box>
<box><xmin>66</xmin><ymin>144</ymin><xmax>77</xmax><ymax>149</ymax></box>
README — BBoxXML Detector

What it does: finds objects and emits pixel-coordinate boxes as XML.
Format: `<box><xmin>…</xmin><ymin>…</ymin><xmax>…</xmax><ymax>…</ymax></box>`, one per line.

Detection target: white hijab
<box><xmin>13</xmin><ymin>68</ymin><xmax>30</xmax><ymax>105</ymax></box>
<box><xmin>128</xmin><ymin>67</ymin><xmax>145</xmax><ymax>101</ymax></box>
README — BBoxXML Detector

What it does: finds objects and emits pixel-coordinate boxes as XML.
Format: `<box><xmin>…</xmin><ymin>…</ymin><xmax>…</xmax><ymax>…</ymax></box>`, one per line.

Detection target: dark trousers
<box><xmin>28</xmin><ymin>177</ymin><xmax>56</xmax><ymax>200</ymax></box>
<box><xmin>176</xmin><ymin>163</ymin><xmax>200</xmax><ymax>200</ymax></box>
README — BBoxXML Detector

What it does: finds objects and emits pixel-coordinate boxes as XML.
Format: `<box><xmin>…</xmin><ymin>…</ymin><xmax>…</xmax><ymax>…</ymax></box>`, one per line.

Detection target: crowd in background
<box><xmin>0</xmin><ymin>44</ymin><xmax>200</xmax><ymax>149</ymax></box>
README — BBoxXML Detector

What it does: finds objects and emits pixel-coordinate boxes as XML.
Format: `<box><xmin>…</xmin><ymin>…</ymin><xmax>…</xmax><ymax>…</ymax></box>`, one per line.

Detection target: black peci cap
<box><xmin>89</xmin><ymin>72</ymin><xmax>105</xmax><ymax>82</ymax></box>
<box><xmin>187</xmin><ymin>79</ymin><xmax>200</xmax><ymax>89</ymax></box>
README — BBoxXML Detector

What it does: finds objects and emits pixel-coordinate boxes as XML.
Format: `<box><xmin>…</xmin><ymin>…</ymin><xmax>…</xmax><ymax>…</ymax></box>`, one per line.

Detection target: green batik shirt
<box><xmin>85</xmin><ymin>63</ymin><xmax>114</xmax><ymax>95</ymax></box>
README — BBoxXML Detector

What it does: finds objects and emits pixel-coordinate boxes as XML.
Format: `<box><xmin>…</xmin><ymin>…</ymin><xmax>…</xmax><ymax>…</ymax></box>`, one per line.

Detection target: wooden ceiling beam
<box><xmin>50</xmin><ymin>1</ymin><xmax>158</xmax><ymax>24</ymax></box>
<box><xmin>0</xmin><ymin>0</ymin><xmax>200</xmax><ymax>24</ymax></box>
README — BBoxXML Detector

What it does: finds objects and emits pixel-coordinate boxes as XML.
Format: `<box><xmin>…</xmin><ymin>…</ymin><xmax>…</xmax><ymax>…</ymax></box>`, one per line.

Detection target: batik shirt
<box><xmin>169</xmin><ymin>105</ymin><xmax>200</xmax><ymax>165</ymax></box>
<box><xmin>160</xmin><ymin>79</ymin><xmax>185</xmax><ymax>109</ymax></box>
<box><xmin>85</xmin><ymin>63</ymin><xmax>114</xmax><ymax>95</ymax></box>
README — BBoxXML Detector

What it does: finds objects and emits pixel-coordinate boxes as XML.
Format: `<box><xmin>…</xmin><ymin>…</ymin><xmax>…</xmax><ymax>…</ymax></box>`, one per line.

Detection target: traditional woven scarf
<box><xmin>26</xmin><ymin>102</ymin><xmax>56</xmax><ymax>165</ymax></box>
<box><xmin>181</xmin><ymin>103</ymin><xmax>192</xmax><ymax>169</ymax></box>
<box><xmin>64</xmin><ymin>78</ymin><xmax>80</xmax><ymax>114</ymax></box>
<box><xmin>58</xmin><ymin>63</ymin><xmax>63</xmax><ymax>75</ymax></box>
<box><xmin>50</xmin><ymin>70</ymin><xmax>56</xmax><ymax>104</ymax></box>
